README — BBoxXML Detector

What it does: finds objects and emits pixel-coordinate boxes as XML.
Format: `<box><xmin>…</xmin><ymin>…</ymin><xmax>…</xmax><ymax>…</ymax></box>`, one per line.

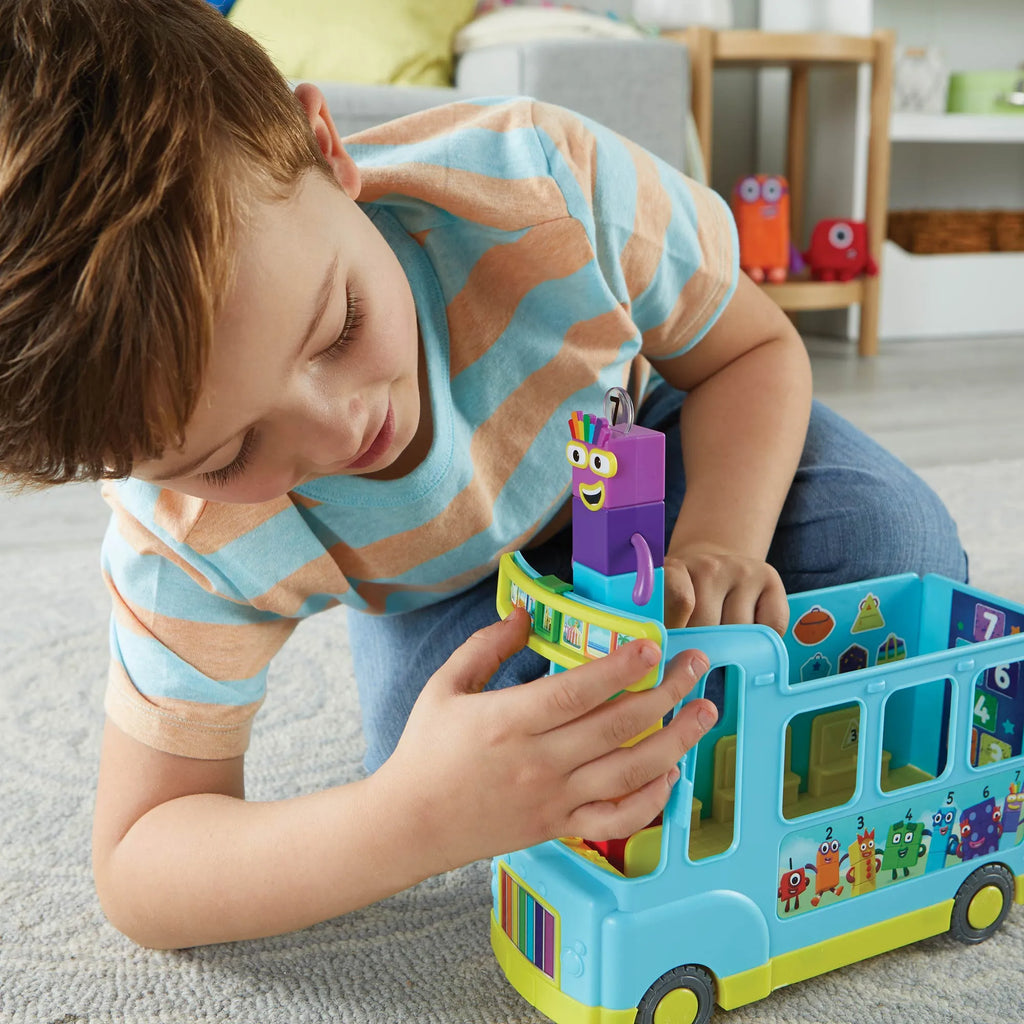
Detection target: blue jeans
<box><xmin>348</xmin><ymin>389</ymin><xmax>968</xmax><ymax>773</ymax></box>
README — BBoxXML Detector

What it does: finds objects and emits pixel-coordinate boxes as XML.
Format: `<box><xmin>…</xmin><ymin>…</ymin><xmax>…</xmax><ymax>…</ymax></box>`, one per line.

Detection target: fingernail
<box><xmin>697</xmin><ymin>705</ymin><xmax>717</xmax><ymax>732</ymax></box>
<box><xmin>667</xmin><ymin>766</ymin><xmax>681</xmax><ymax>786</ymax></box>
<box><xmin>689</xmin><ymin>653</ymin><xmax>710</xmax><ymax>676</ymax></box>
<box><xmin>639</xmin><ymin>643</ymin><xmax>661</xmax><ymax>668</ymax></box>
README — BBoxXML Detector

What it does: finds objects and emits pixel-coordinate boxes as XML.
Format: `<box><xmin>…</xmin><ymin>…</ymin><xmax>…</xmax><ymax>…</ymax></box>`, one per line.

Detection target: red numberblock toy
<box><xmin>804</xmin><ymin>219</ymin><xmax>878</xmax><ymax>282</ymax></box>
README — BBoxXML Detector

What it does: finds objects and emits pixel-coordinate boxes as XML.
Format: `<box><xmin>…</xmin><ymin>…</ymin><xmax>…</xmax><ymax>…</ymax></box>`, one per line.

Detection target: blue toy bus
<box><xmin>489</xmin><ymin>390</ymin><xmax>1024</xmax><ymax>1024</ymax></box>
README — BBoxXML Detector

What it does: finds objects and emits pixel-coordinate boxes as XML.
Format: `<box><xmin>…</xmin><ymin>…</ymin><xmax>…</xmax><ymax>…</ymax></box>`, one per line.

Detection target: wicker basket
<box><xmin>887</xmin><ymin>209</ymin><xmax>997</xmax><ymax>254</ymax></box>
<box><xmin>994</xmin><ymin>210</ymin><xmax>1024</xmax><ymax>252</ymax></box>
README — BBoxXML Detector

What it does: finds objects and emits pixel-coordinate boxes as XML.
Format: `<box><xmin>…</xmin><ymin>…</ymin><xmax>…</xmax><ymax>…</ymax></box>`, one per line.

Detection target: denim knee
<box><xmin>769</xmin><ymin>464</ymin><xmax>967</xmax><ymax>594</ymax></box>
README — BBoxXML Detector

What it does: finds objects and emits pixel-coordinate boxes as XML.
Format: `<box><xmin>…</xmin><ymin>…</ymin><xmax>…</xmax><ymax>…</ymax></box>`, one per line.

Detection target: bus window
<box><xmin>688</xmin><ymin>666</ymin><xmax>741</xmax><ymax>861</ymax></box>
<box><xmin>880</xmin><ymin>678</ymin><xmax>952</xmax><ymax>793</ymax></box>
<box><xmin>971</xmin><ymin>657</ymin><xmax>1024</xmax><ymax>767</ymax></box>
<box><xmin>783</xmin><ymin>702</ymin><xmax>862</xmax><ymax>820</ymax></box>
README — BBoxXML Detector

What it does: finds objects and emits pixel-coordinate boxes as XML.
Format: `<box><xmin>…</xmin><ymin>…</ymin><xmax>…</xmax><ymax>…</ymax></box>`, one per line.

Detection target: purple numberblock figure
<box><xmin>567</xmin><ymin>391</ymin><xmax>665</xmax><ymax>611</ymax></box>
<box><xmin>958</xmin><ymin>798</ymin><xmax>1003</xmax><ymax>862</ymax></box>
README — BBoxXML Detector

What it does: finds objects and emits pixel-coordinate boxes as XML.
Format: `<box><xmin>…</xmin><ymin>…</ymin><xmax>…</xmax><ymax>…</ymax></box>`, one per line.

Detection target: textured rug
<box><xmin>2</xmin><ymin>459</ymin><xmax>1023</xmax><ymax>1024</ymax></box>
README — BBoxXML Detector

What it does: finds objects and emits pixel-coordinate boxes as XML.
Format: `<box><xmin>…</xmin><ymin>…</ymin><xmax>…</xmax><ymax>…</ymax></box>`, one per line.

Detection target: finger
<box><xmin>563</xmin><ymin>767</ymin><xmax>680</xmax><ymax>844</ymax></box>
<box><xmin>720</xmin><ymin>582</ymin><xmax>760</xmax><ymax>625</ymax></box>
<box><xmin>663</xmin><ymin>560</ymin><xmax>695</xmax><ymax>630</ymax></box>
<box><xmin>568</xmin><ymin>692</ymin><xmax>718</xmax><ymax>805</ymax></box>
<box><xmin>437</xmin><ymin>606</ymin><xmax>532</xmax><ymax>697</ymax></box>
<box><xmin>686</xmin><ymin>581</ymin><xmax>726</xmax><ymax>627</ymax></box>
<box><xmin>524</xmin><ymin>638</ymin><xmax>663</xmax><ymax>732</ymax></box>
<box><xmin>553</xmin><ymin>650</ymin><xmax>709</xmax><ymax>767</ymax></box>
<box><xmin>755</xmin><ymin>577</ymin><xmax>790</xmax><ymax>636</ymax></box>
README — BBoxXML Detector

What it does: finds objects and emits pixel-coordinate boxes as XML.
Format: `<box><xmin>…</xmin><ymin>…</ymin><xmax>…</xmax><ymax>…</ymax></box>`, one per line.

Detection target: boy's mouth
<box><xmin>348</xmin><ymin>401</ymin><xmax>396</xmax><ymax>471</ymax></box>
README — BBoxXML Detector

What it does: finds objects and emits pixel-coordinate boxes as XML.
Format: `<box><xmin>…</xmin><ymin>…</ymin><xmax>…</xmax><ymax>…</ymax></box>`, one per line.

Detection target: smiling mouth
<box><xmin>579</xmin><ymin>482</ymin><xmax>605</xmax><ymax>510</ymax></box>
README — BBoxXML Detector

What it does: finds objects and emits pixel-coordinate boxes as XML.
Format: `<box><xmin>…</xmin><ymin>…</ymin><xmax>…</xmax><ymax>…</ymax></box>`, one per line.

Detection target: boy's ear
<box><xmin>293</xmin><ymin>83</ymin><xmax>360</xmax><ymax>199</ymax></box>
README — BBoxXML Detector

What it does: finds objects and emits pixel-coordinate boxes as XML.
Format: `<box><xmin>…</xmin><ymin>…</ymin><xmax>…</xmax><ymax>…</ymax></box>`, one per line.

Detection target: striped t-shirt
<box><xmin>101</xmin><ymin>98</ymin><xmax>738</xmax><ymax>759</ymax></box>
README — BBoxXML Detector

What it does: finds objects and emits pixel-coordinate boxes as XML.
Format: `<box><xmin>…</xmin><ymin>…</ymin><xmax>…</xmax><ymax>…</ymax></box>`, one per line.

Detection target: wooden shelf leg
<box><xmin>787</xmin><ymin>64</ymin><xmax>809</xmax><ymax>249</ymax></box>
<box><xmin>860</xmin><ymin>29</ymin><xmax>895</xmax><ymax>357</ymax></box>
<box><xmin>683</xmin><ymin>25</ymin><xmax>714</xmax><ymax>181</ymax></box>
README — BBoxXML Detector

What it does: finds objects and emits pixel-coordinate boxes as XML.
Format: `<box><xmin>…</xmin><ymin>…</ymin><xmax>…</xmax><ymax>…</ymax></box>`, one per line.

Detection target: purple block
<box><xmin>572</xmin><ymin>498</ymin><xmax>665</xmax><ymax>575</ymax></box>
<box><xmin>569</xmin><ymin>422</ymin><xmax>665</xmax><ymax>510</ymax></box>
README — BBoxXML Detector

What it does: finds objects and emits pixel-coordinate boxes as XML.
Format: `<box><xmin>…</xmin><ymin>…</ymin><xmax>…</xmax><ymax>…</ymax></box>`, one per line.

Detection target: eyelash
<box><xmin>319</xmin><ymin>290</ymin><xmax>365</xmax><ymax>361</ymax></box>
<box><xmin>202</xmin><ymin>428</ymin><xmax>258</xmax><ymax>489</ymax></box>
<box><xmin>200</xmin><ymin>291</ymin><xmax>365</xmax><ymax>489</ymax></box>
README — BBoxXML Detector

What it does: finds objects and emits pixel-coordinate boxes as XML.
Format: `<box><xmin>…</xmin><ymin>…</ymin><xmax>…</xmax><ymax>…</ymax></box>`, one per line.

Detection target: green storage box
<box><xmin>947</xmin><ymin>70</ymin><xmax>1024</xmax><ymax>114</ymax></box>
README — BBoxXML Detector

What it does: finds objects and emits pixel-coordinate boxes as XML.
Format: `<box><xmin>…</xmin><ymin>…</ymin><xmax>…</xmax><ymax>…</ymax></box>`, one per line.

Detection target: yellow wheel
<box><xmin>950</xmin><ymin>863</ymin><xmax>1015</xmax><ymax>944</ymax></box>
<box><xmin>636</xmin><ymin>965</ymin><xmax>715</xmax><ymax>1024</ymax></box>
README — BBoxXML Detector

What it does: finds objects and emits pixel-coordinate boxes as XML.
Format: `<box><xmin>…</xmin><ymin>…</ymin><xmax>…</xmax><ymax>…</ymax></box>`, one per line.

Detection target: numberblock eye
<box><xmin>588</xmin><ymin>449</ymin><xmax>618</xmax><ymax>478</ymax></box>
<box><xmin>828</xmin><ymin>222</ymin><xmax>855</xmax><ymax>249</ymax></box>
<box><xmin>566</xmin><ymin>442</ymin><xmax>588</xmax><ymax>468</ymax></box>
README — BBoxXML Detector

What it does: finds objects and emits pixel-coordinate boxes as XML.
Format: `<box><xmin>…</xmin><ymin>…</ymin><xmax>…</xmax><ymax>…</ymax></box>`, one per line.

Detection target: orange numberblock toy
<box><xmin>731</xmin><ymin>174</ymin><xmax>791</xmax><ymax>283</ymax></box>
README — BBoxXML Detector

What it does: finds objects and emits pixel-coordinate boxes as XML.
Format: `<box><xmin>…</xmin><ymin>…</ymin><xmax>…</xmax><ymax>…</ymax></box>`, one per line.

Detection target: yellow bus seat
<box><xmin>711</xmin><ymin>734</ymin><xmax>737</xmax><ymax>825</ymax></box>
<box><xmin>808</xmin><ymin>706</ymin><xmax>891</xmax><ymax>799</ymax></box>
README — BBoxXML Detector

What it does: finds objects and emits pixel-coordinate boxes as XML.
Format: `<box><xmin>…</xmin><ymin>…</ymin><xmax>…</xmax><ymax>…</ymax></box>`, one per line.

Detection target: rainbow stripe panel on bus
<box><xmin>500</xmin><ymin>867</ymin><xmax>557</xmax><ymax>981</ymax></box>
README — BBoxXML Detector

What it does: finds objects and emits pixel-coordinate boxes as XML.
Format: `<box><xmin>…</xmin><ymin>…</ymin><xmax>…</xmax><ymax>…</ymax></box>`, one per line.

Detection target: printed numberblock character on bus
<box><xmin>807</xmin><ymin>837</ymin><xmax>847</xmax><ymax>906</ymax></box>
<box><xmin>880</xmin><ymin>820</ymin><xmax>927</xmax><ymax>880</ymax></box>
<box><xmin>926</xmin><ymin>807</ymin><xmax>960</xmax><ymax>871</ymax></box>
<box><xmin>778</xmin><ymin>860</ymin><xmax>810</xmax><ymax>913</ymax></box>
<box><xmin>1003</xmin><ymin>784</ymin><xmax>1024</xmax><ymax>841</ymax></box>
<box><xmin>567</xmin><ymin>389</ymin><xmax>665</xmax><ymax>618</ymax></box>
<box><xmin>846</xmin><ymin>829</ymin><xmax>881</xmax><ymax>897</ymax></box>
<box><xmin>957</xmin><ymin>797</ymin><xmax>1003</xmax><ymax>862</ymax></box>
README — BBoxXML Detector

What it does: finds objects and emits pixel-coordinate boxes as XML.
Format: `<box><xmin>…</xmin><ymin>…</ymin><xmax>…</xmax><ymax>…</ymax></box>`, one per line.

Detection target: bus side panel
<box><xmin>599</xmin><ymin>891</ymin><xmax>769</xmax><ymax>1011</ymax></box>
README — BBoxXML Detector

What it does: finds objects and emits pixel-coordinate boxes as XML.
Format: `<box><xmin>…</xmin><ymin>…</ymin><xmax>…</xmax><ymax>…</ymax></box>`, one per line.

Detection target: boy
<box><xmin>0</xmin><ymin>0</ymin><xmax>965</xmax><ymax>951</ymax></box>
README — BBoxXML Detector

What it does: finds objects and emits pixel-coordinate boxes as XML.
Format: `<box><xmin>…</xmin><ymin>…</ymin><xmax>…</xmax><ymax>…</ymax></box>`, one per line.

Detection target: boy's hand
<box><xmin>664</xmin><ymin>544</ymin><xmax>788</xmax><ymax>635</ymax></box>
<box><xmin>378</xmin><ymin>607</ymin><xmax>716</xmax><ymax>873</ymax></box>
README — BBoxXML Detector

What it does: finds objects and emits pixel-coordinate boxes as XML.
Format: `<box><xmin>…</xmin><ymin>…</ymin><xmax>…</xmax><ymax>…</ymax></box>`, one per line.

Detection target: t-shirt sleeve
<box><xmin>100</xmin><ymin>481</ymin><xmax>338</xmax><ymax>760</ymax></box>
<box><xmin>529</xmin><ymin>100</ymin><xmax>739</xmax><ymax>361</ymax></box>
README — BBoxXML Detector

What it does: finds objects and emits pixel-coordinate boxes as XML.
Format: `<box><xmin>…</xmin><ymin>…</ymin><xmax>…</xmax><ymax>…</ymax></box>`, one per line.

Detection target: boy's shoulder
<box><xmin>103</xmin><ymin>479</ymin><xmax>295</xmax><ymax>551</ymax></box>
<box><xmin>347</xmin><ymin>98</ymin><xmax>599</xmax><ymax>232</ymax></box>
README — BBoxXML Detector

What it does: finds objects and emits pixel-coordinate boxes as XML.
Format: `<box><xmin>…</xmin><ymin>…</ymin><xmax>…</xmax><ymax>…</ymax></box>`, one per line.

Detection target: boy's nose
<box><xmin>278</xmin><ymin>393</ymin><xmax>364</xmax><ymax>472</ymax></box>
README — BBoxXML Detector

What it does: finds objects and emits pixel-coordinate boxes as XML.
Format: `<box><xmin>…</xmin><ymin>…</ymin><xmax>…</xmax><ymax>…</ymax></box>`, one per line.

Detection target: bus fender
<box><xmin>599</xmin><ymin>888</ymin><xmax>769</xmax><ymax>1011</ymax></box>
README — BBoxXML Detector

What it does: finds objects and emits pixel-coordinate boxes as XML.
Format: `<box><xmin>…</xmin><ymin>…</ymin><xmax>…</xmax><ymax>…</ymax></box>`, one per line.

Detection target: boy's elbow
<box><xmin>93</xmin><ymin>853</ymin><xmax>188</xmax><ymax>951</ymax></box>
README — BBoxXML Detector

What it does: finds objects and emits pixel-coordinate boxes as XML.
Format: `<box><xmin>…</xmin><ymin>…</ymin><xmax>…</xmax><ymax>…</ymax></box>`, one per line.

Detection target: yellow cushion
<box><xmin>228</xmin><ymin>0</ymin><xmax>478</xmax><ymax>87</ymax></box>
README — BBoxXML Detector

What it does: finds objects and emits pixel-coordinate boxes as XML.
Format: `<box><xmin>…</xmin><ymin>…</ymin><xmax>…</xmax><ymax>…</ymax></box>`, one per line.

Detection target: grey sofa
<box><xmin>314</xmin><ymin>34</ymin><xmax>692</xmax><ymax>173</ymax></box>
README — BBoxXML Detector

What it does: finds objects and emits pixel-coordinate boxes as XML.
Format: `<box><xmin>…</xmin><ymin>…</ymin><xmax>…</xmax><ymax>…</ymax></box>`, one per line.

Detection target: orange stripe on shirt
<box><xmin>154</xmin><ymin>489</ymin><xmax>291</xmax><ymax>555</ymax></box>
<box><xmin>108</xmin><ymin>499</ymin><xmax>228</xmax><ymax>599</ymax></box>
<box><xmin>447</xmin><ymin>218</ymin><xmax>594</xmax><ymax>379</ymax></box>
<box><xmin>642</xmin><ymin>184</ymin><xmax>735</xmax><ymax>358</ymax></box>
<box><xmin>249</xmin><ymin>551</ymin><xmax>349</xmax><ymax>616</ymax></box>
<box><xmin>105</xmin><ymin>661</ymin><xmax>259</xmax><ymax>760</ymax></box>
<box><xmin>619</xmin><ymin>138</ymin><xmax>674</xmax><ymax>304</ymax></box>
<box><xmin>529</xmin><ymin>102</ymin><xmax>598</xmax><ymax>211</ymax></box>
<box><xmin>358</xmin><ymin>165</ymin><xmax>568</xmax><ymax>233</ymax></box>
<box><xmin>347</xmin><ymin>100</ymin><xmax>538</xmax><ymax>149</ymax></box>
<box><xmin>106</xmin><ymin>571</ymin><xmax>299</xmax><ymax>680</ymax></box>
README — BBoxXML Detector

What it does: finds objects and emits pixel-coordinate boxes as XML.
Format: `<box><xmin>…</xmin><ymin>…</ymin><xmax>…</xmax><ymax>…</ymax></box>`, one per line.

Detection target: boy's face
<box><xmin>134</xmin><ymin>165</ymin><xmax>422</xmax><ymax>503</ymax></box>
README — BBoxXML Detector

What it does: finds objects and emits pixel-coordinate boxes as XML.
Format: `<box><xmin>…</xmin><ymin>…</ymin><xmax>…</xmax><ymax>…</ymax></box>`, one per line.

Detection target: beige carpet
<box><xmin>2</xmin><ymin>461</ymin><xmax>1023</xmax><ymax>1023</ymax></box>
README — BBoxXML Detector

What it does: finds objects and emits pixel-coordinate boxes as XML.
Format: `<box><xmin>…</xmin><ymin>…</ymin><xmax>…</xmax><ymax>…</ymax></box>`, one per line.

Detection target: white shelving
<box><xmin>879</xmin><ymin>241</ymin><xmax>1024</xmax><ymax>339</ymax></box>
<box><xmin>891</xmin><ymin>112</ymin><xmax>1024</xmax><ymax>144</ymax></box>
<box><xmin>758</xmin><ymin>0</ymin><xmax>1024</xmax><ymax>343</ymax></box>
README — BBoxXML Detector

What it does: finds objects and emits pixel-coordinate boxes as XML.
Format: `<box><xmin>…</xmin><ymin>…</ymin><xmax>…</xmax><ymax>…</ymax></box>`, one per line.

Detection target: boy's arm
<box><xmin>649</xmin><ymin>272</ymin><xmax>813</xmax><ymax>633</ymax></box>
<box><xmin>92</xmin><ymin>609</ymin><xmax>716</xmax><ymax>948</ymax></box>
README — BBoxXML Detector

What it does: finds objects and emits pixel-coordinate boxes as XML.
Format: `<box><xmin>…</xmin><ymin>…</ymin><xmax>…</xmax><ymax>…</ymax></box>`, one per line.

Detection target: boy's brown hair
<box><xmin>0</xmin><ymin>0</ymin><xmax>330</xmax><ymax>487</ymax></box>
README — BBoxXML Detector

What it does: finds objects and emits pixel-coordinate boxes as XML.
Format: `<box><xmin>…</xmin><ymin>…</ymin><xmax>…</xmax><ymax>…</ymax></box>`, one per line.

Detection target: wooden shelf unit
<box><xmin>664</xmin><ymin>29</ymin><xmax>895</xmax><ymax>356</ymax></box>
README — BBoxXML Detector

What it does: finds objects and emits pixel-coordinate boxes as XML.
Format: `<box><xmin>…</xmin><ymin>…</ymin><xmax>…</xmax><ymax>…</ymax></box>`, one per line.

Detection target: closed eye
<box><xmin>201</xmin><ymin>428</ymin><xmax>258</xmax><ymax>488</ymax></box>
<box><xmin>318</xmin><ymin>289</ymin><xmax>364</xmax><ymax>361</ymax></box>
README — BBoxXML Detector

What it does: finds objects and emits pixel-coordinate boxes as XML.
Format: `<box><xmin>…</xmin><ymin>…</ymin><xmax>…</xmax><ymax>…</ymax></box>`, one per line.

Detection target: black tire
<box><xmin>949</xmin><ymin>862</ymin><xmax>1015</xmax><ymax>945</ymax></box>
<box><xmin>635</xmin><ymin>964</ymin><xmax>715</xmax><ymax>1024</ymax></box>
